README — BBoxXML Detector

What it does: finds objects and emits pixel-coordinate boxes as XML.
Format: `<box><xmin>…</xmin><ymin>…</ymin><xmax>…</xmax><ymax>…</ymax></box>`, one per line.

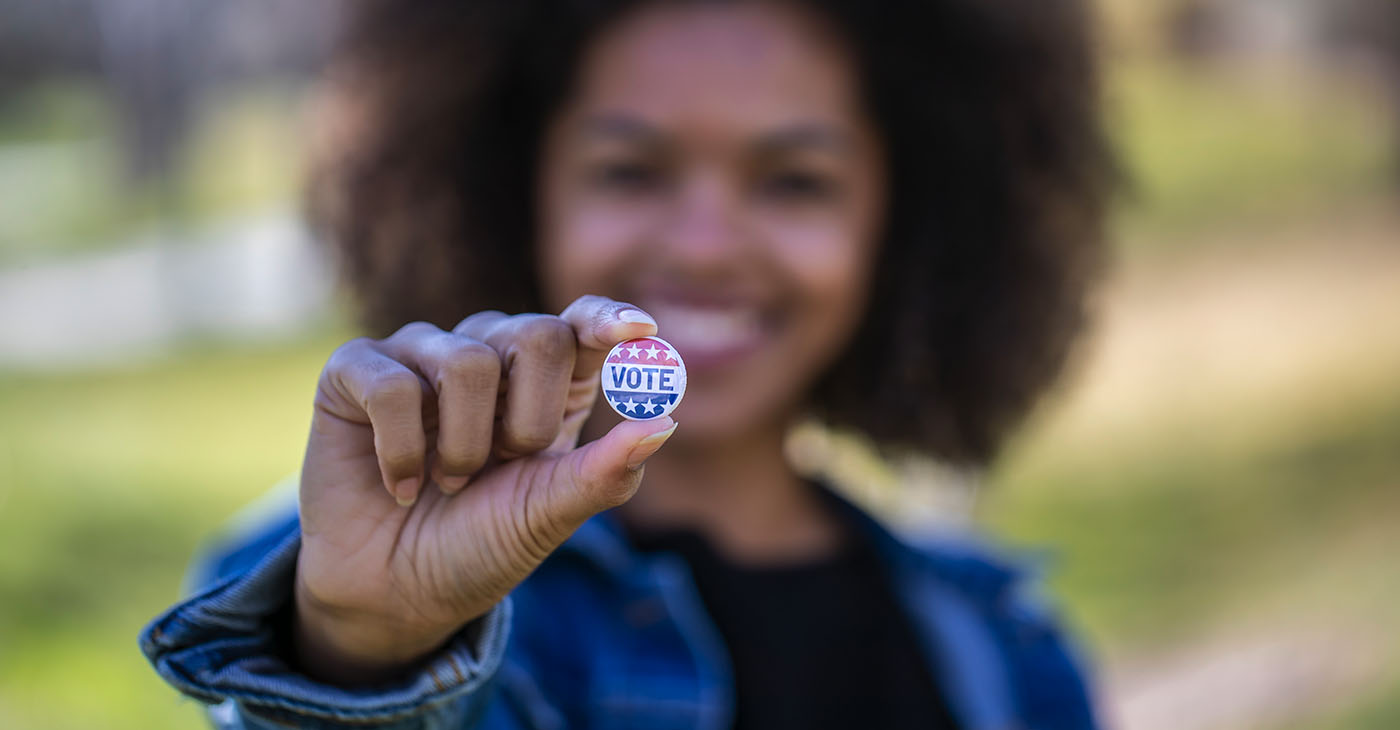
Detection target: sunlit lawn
<box><xmin>993</xmin><ymin>386</ymin><xmax>1400</xmax><ymax>730</ymax></box>
<box><xmin>1107</xmin><ymin>62</ymin><xmax>1394</xmax><ymax>241</ymax></box>
<box><xmin>0</xmin><ymin>336</ymin><xmax>343</xmax><ymax>729</ymax></box>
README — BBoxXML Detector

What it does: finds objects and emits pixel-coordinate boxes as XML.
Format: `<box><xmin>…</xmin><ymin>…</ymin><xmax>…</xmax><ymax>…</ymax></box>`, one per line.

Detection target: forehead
<box><xmin>564</xmin><ymin>2</ymin><xmax>863</xmax><ymax>136</ymax></box>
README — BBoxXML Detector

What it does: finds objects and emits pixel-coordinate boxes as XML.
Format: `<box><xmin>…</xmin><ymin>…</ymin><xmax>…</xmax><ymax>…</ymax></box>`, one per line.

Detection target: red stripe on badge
<box><xmin>605</xmin><ymin>337</ymin><xmax>680</xmax><ymax>365</ymax></box>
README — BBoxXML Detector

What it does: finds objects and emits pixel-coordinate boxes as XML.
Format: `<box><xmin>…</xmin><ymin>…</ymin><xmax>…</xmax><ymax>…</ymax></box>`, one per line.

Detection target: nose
<box><xmin>655</xmin><ymin>170</ymin><xmax>746</xmax><ymax>268</ymax></box>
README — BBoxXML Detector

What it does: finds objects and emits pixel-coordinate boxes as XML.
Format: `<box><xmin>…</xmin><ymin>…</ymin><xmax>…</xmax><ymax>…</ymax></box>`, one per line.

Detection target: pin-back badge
<box><xmin>601</xmin><ymin>336</ymin><xmax>686</xmax><ymax>420</ymax></box>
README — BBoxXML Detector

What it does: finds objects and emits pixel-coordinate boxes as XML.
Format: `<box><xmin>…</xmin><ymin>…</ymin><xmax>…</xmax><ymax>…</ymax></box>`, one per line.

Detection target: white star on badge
<box><xmin>643</xmin><ymin>401</ymin><xmax>658</xmax><ymax>414</ymax></box>
<box><xmin>625</xmin><ymin>344</ymin><xmax>642</xmax><ymax>359</ymax></box>
<box><xmin>644</xmin><ymin>345</ymin><xmax>659</xmax><ymax>359</ymax></box>
<box><xmin>623</xmin><ymin>398</ymin><xmax>637</xmax><ymax>413</ymax></box>
<box><xmin>610</xmin><ymin>397</ymin><xmax>625</xmax><ymax>411</ymax></box>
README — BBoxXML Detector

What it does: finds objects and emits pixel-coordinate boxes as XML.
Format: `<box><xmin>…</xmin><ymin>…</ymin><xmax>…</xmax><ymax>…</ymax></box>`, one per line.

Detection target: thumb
<box><xmin>545</xmin><ymin>417</ymin><xmax>677</xmax><ymax>525</ymax></box>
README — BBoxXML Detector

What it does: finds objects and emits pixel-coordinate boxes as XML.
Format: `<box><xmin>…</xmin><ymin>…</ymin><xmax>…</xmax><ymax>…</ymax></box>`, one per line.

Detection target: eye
<box><xmin>590</xmin><ymin>161</ymin><xmax>663</xmax><ymax>192</ymax></box>
<box><xmin>758</xmin><ymin>171</ymin><xmax>837</xmax><ymax>202</ymax></box>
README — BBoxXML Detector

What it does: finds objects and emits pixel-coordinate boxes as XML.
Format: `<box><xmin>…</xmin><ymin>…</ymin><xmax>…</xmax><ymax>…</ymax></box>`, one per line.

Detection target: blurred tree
<box><xmin>0</xmin><ymin>0</ymin><xmax>337</xmax><ymax>185</ymax></box>
<box><xmin>1323</xmin><ymin>0</ymin><xmax>1400</xmax><ymax>183</ymax></box>
<box><xmin>0</xmin><ymin>0</ymin><xmax>99</xmax><ymax>97</ymax></box>
<box><xmin>93</xmin><ymin>0</ymin><xmax>214</xmax><ymax>184</ymax></box>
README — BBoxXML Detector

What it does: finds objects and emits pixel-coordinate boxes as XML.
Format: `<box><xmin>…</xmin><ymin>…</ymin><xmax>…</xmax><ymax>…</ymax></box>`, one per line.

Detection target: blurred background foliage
<box><xmin>0</xmin><ymin>0</ymin><xmax>1397</xmax><ymax>728</ymax></box>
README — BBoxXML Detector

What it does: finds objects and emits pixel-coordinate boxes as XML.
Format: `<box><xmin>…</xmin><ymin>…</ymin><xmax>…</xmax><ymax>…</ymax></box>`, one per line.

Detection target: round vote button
<box><xmin>600</xmin><ymin>336</ymin><xmax>687</xmax><ymax>420</ymax></box>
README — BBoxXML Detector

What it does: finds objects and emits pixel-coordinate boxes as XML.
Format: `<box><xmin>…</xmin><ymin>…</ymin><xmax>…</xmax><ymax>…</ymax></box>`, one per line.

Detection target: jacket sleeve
<box><xmin>138</xmin><ymin>484</ymin><xmax>512</xmax><ymax>730</ymax></box>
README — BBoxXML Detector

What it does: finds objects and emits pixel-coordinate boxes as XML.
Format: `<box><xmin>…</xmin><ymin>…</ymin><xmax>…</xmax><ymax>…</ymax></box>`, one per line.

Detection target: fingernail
<box><xmin>626</xmin><ymin>420</ymin><xmax>678</xmax><ymax>470</ymax></box>
<box><xmin>394</xmin><ymin>477</ymin><xmax>419</xmax><ymax>507</ymax></box>
<box><xmin>617</xmin><ymin>309</ymin><xmax>657</xmax><ymax>328</ymax></box>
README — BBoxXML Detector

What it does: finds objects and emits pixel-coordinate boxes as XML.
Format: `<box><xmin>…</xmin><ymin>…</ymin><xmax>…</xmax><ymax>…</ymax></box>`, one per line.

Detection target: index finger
<box><xmin>559</xmin><ymin>295</ymin><xmax>658</xmax><ymax>381</ymax></box>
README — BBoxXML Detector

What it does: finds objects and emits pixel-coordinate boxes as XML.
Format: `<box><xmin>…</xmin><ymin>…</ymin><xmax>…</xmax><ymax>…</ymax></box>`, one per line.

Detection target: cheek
<box><xmin>538</xmin><ymin>191</ymin><xmax>659</xmax><ymax>312</ymax></box>
<box><xmin>757</xmin><ymin>214</ymin><xmax>878</xmax><ymax>325</ymax></box>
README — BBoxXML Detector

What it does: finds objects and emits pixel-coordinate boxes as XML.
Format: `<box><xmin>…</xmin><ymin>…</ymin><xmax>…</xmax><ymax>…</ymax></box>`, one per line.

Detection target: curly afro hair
<box><xmin>307</xmin><ymin>0</ymin><xmax>1115</xmax><ymax>465</ymax></box>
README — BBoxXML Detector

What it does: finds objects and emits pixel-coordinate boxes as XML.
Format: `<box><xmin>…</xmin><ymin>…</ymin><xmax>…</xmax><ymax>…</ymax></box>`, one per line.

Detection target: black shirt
<box><xmin>631</xmin><ymin>526</ymin><xmax>960</xmax><ymax>730</ymax></box>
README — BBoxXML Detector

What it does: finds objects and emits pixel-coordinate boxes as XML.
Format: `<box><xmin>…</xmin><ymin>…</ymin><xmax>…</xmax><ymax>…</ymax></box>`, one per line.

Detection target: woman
<box><xmin>142</xmin><ymin>0</ymin><xmax>1112</xmax><ymax>728</ymax></box>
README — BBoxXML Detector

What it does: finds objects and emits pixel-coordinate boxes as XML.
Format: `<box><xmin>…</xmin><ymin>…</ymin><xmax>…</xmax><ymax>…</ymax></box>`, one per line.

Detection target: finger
<box><xmin>539</xmin><ymin>417</ymin><xmax>678</xmax><ymax>528</ymax></box>
<box><xmin>558</xmin><ymin>295</ymin><xmax>658</xmax><ymax>383</ymax></box>
<box><xmin>379</xmin><ymin>322</ymin><xmax>501</xmax><ymax>495</ymax></box>
<box><xmin>321</xmin><ymin>339</ymin><xmax>430</xmax><ymax>505</ymax></box>
<box><xmin>474</xmin><ymin>315</ymin><xmax>576</xmax><ymax>458</ymax></box>
<box><xmin>451</xmin><ymin>310</ymin><xmax>510</xmax><ymax>341</ymax></box>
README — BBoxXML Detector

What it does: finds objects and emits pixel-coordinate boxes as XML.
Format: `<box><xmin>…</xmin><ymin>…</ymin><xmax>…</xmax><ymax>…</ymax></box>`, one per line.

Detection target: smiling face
<box><xmin>537</xmin><ymin>1</ymin><xmax>887</xmax><ymax>443</ymax></box>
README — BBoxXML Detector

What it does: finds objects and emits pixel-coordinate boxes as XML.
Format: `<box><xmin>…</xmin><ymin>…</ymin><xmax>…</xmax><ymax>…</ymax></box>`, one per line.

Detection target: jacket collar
<box><xmin>557</xmin><ymin>480</ymin><xmax>1023</xmax><ymax>602</ymax></box>
<box><xmin>554</xmin><ymin>480</ymin><xmax>1027</xmax><ymax>730</ymax></box>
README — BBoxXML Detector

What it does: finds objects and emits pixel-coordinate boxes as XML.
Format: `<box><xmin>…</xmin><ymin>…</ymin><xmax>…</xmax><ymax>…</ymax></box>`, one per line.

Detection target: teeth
<box><xmin>649</xmin><ymin>305</ymin><xmax>762</xmax><ymax>351</ymax></box>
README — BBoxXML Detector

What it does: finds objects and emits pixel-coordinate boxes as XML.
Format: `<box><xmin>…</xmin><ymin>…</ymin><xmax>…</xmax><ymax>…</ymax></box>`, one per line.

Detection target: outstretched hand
<box><xmin>295</xmin><ymin>295</ymin><xmax>677</xmax><ymax>683</ymax></box>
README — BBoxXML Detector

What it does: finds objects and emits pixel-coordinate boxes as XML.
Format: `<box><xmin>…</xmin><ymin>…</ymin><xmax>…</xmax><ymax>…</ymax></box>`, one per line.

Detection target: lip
<box><xmin>640</xmin><ymin>298</ymin><xmax>774</xmax><ymax>373</ymax></box>
<box><xmin>666</xmin><ymin>331</ymin><xmax>765</xmax><ymax>372</ymax></box>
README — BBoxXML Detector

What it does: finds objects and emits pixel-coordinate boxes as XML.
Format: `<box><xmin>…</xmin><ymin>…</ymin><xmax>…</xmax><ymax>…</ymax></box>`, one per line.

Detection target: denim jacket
<box><xmin>140</xmin><ymin>483</ymin><xmax>1098</xmax><ymax>730</ymax></box>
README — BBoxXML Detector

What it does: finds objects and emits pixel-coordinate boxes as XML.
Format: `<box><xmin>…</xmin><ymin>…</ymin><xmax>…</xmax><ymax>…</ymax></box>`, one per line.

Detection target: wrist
<box><xmin>292</xmin><ymin>572</ymin><xmax>457</xmax><ymax>686</ymax></box>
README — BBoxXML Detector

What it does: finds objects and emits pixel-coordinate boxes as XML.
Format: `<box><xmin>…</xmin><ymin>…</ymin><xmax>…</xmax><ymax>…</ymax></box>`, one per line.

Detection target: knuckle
<box><xmin>513</xmin><ymin>480</ymin><xmax>565</xmax><ymax>562</ymax></box>
<box><xmin>453</xmin><ymin>310</ymin><xmax>505</xmax><ymax>335</ymax></box>
<box><xmin>516</xmin><ymin>316</ymin><xmax>575</xmax><ymax>359</ymax></box>
<box><xmin>589</xmin><ymin>474</ymin><xmax>638</xmax><ymax>510</ymax></box>
<box><xmin>571</xmin><ymin>458</ymin><xmax>636</xmax><ymax>510</ymax></box>
<box><xmin>366</xmin><ymin>369</ymin><xmax>422</xmax><ymax>410</ymax></box>
<box><xmin>564</xmin><ymin>294</ymin><xmax>603</xmax><ymax>313</ymax></box>
<box><xmin>561</xmin><ymin>295</ymin><xmax>600</xmax><ymax>320</ymax></box>
<box><xmin>392</xmin><ymin>320</ymin><xmax>439</xmax><ymax>340</ymax></box>
<box><xmin>440</xmin><ymin>341</ymin><xmax>501</xmax><ymax>385</ymax></box>
<box><xmin>323</xmin><ymin>337</ymin><xmax>374</xmax><ymax>375</ymax></box>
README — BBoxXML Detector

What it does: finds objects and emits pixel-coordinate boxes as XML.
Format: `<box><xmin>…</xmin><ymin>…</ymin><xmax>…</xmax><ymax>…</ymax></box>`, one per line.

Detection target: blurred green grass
<box><xmin>986</xmin><ymin>376</ymin><xmax>1400</xmax><ymax>651</ymax></box>
<box><xmin>1107</xmin><ymin>61</ymin><xmax>1395</xmax><ymax>244</ymax></box>
<box><xmin>0</xmin><ymin>335</ymin><xmax>344</xmax><ymax>729</ymax></box>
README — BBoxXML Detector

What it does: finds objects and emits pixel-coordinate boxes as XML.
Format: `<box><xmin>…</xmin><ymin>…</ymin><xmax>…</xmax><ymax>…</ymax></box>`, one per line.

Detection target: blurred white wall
<box><xmin>0</xmin><ymin>212</ymin><xmax>334</xmax><ymax>368</ymax></box>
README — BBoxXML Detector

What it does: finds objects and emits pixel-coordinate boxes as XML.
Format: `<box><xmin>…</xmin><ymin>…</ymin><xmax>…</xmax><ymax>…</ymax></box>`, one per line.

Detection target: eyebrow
<box><xmin>752</xmin><ymin>123</ymin><xmax>853</xmax><ymax>156</ymax></box>
<box><xmin>579</xmin><ymin>114</ymin><xmax>854</xmax><ymax>156</ymax></box>
<box><xmin>580</xmin><ymin>115</ymin><xmax>664</xmax><ymax>145</ymax></box>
